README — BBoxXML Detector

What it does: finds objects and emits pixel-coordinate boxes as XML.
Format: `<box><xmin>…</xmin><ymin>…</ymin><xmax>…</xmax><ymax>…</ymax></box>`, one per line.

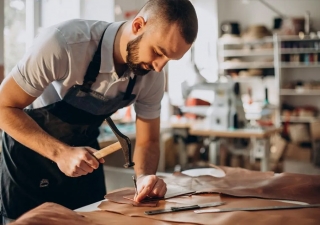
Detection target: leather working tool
<box><xmin>93</xmin><ymin>117</ymin><xmax>135</xmax><ymax>168</ymax></box>
<box><xmin>194</xmin><ymin>203</ymin><xmax>320</xmax><ymax>214</ymax></box>
<box><xmin>144</xmin><ymin>202</ymin><xmax>224</xmax><ymax>215</ymax></box>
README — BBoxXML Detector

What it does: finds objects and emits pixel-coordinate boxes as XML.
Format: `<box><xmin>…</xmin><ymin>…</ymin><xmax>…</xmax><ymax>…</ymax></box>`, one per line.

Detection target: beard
<box><xmin>126</xmin><ymin>34</ymin><xmax>151</xmax><ymax>76</ymax></box>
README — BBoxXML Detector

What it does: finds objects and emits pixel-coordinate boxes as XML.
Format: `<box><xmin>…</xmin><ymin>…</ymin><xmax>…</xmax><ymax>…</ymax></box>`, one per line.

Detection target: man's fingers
<box><xmin>148</xmin><ymin>179</ymin><xmax>166</xmax><ymax>197</ymax></box>
<box><xmin>79</xmin><ymin>161</ymin><xmax>94</xmax><ymax>173</ymax></box>
<box><xmin>135</xmin><ymin>185</ymin><xmax>152</xmax><ymax>202</ymax></box>
<box><xmin>158</xmin><ymin>184</ymin><xmax>167</xmax><ymax>197</ymax></box>
<box><xmin>71</xmin><ymin>167</ymin><xmax>87</xmax><ymax>177</ymax></box>
<box><xmin>135</xmin><ymin>178</ymin><xmax>157</xmax><ymax>202</ymax></box>
<box><xmin>82</xmin><ymin>147</ymin><xmax>100</xmax><ymax>169</ymax></box>
<box><xmin>85</xmin><ymin>147</ymin><xmax>105</xmax><ymax>164</ymax></box>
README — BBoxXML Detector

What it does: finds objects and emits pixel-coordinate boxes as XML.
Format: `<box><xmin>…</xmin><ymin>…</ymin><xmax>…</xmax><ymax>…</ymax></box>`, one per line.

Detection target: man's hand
<box><xmin>55</xmin><ymin>147</ymin><xmax>105</xmax><ymax>177</ymax></box>
<box><xmin>134</xmin><ymin>175</ymin><xmax>167</xmax><ymax>202</ymax></box>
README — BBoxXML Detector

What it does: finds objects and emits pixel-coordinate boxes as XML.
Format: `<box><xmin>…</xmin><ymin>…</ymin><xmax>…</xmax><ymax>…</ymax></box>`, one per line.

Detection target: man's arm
<box><xmin>133</xmin><ymin>116</ymin><xmax>166</xmax><ymax>201</ymax></box>
<box><xmin>0</xmin><ymin>76</ymin><xmax>103</xmax><ymax>176</ymax></box>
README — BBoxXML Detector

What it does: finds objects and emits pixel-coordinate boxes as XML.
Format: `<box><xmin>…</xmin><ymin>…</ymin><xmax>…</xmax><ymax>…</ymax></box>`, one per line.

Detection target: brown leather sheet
<box><xmin>98</xmin><ymin>195</ymin><xmax>320</xmax><ymax>225</ymax></box>
<box><xmin>10</xmin><ymin>202</ymin><xmax>93</xmax><ymax>225</ymax></box>
<box><xmin>10</xmin><ymin>202</ymin><xmax>191</xmax><ymax>225</ymax></box>
<box><xmin>164</xmin><ymin>166</ymin><xmax>320</xmax><ymax>204</ymax></box>
<box><xmin>105</xmin><ymin>187</ymin><xmax>195</xmax><ymax>206</ymax></box>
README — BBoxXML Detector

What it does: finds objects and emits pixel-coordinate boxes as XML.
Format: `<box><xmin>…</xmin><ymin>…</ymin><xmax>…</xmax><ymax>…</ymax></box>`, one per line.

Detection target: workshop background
<box><xmin>1</xmin><ymin>0</ymin><xmax>320</xmax><ymax>191</ymax></box>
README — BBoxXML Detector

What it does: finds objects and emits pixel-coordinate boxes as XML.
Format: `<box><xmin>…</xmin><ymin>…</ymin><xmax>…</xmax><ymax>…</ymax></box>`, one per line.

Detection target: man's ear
<box><xmin>131</xmin><ymin>16</ymin><xmax>147</xmax><ymax>35</ymax></box>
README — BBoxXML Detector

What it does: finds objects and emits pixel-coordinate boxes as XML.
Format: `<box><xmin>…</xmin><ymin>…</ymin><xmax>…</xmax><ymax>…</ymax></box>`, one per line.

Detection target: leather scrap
<box><xmin>10</xmin><ymin>202</ymin><xmax>190</xmax><ymax>225</ymax></box>
<box><xmin>79</xmin><ymin>210</ymin><xmax>193</xmax><ymax>225</ymax></box>
<box><xmin>123</xmin><ymin>195</ymin><xmax>159</xmax><ymax>207</ymax></box>
<box><xmin>10</xmin><ymin>202</ymin><xmax>98</xmax><ymax>225</ymax></box>
<box><xmin>105</xmin><ymin>187</ymin><xmax>195</xmax><ymax>207</ymax></box>
<box><xmin>165</xmin><ymin>166</ymin><xmax>320</xmax><ymax>204</ymax></box>
<box><xmin>98</xmin><ymin>195</ymin><xmax>320</xmax><ymax>225</ymax></box>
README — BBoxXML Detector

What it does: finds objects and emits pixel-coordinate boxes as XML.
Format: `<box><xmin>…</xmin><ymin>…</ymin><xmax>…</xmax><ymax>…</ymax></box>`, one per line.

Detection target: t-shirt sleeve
<box><xmin>10</xmin><ymin>27</ymin><xmax>69</xmax><ymax>97</ymax></box>
<box><xmin>134</xmin><ymin>71</ymin><xmax>165</xmax><ymax>119</ymax></box>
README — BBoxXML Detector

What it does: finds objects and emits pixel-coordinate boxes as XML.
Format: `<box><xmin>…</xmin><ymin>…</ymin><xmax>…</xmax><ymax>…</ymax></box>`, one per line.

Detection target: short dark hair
<box><xmin>142</xmin><ymin>0</ymin><xmax>198</xmax><ymax>44</ymax></box>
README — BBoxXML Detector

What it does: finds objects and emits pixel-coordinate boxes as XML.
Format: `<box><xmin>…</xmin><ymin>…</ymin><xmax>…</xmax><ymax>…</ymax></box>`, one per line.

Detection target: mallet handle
<box><xmin>93</xmin><ymin>142</ymin><xmax>122</xmax><ymax>159</ymax></box>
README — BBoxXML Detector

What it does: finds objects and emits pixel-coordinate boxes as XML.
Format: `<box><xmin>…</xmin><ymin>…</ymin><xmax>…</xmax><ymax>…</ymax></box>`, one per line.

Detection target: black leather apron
<box><xmin>0</xmin><ymin>24</ymin><xmax>137</xmax><ymax>219</ymax></box>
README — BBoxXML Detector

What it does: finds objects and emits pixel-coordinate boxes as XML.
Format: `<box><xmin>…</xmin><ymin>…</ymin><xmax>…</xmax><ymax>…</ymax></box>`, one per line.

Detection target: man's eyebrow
<box><xmin>157</xmin><ymin>46</ymin><xmax>168</xmax><ymax>57</ymax></box>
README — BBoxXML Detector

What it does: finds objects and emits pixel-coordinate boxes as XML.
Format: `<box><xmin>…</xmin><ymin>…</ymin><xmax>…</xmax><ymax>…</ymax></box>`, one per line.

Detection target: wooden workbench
<box><xmin>11</xmin><ymin>166</ymin><xmax>320</xmax><ymax>225</ymax></box>
<box><xmin>171</xmin><ymin>119</ymin><xmax>282</xmax><ymax>171</ymax></box>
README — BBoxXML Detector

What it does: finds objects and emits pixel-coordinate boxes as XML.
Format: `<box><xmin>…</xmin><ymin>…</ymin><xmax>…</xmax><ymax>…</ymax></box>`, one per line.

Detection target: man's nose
<box><xmin>152</xmin><ymin>58</ymin><xmax>169</xmax><ymax>72</ymax></box>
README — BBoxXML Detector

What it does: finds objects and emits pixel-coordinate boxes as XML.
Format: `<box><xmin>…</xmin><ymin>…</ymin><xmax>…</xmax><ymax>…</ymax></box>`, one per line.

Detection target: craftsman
<box><xmin>0</xmin><ymin>0</ymin><xmax>198</xmax><ymax>223</ymax></box>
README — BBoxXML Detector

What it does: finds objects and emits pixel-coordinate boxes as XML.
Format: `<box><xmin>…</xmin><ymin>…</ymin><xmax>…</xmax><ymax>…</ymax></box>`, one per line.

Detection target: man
<box><xmin>0</xmin><ymin>0</ymin><xmax>198</xmax><ymax>222</ymax></box>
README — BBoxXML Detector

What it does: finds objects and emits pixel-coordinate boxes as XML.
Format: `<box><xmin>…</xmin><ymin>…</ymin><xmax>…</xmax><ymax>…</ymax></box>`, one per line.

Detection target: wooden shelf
<box><xmin>231</xmin><ymin>76</ymin><xmax>275</xmax><ymax>83</ymax></box>
<box><xmin>223</xmin><ymin>49</ymin><xmax>274</xmax><ymax>57</ymax></box>
<box><xmin>281</xmin><ymin>48</ymin><xmax>320</xmax><ymax>54</ymax></box>
<box><xmin>279</xmin><ymin>36</ymin><xmax>320</xmax><ymax>41</ymax></box>
<box><xmin>280</xmin><ymin>116</ymin><xmax>320</xmax><ymax>123</ymax></box>
<box><xmin>281</xmin><ymin>62</ymin><xmax>320</xmax><ymax>68</ymax></box>
<box><xmin>222</xmin><ymin>62</ymin><xmax>274</xmax><ymax>69</ymax></box>
<box><xmin>280</xmin><ymin>89</ymin><xmax>320</xmax><ymax>96</ymax></box>
<box><xmin>218</xmin><ymin>37</ymin><xmax>274</xmax><ymax>45</ymax></box>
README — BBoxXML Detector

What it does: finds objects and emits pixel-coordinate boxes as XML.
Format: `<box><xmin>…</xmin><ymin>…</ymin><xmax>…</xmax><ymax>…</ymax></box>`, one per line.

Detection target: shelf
<box><xmin>279</xmin><ymin>36</ymin><xmax>320</xmax><ymax>41</ymax></box>
<box><xmin>218</xmin><ymin>37</ymin><xmax>273</xmax><ymax>45</ymax></box>
<box><xmin>231</xmin><ymin>76</ymin><xmax>275</xmax><ymax>83</ymax></box>
<box><xmin>280</xmin><ymin>116</ymin><xmax>320</xmax><ymax>123</ymax></box>
<box><xmin>222</xmin><ymin>49</ymin><xmax>274</xmax><ymax>57</ymax></box>
<box><xmin>281</xmin><ymin>62</ymin><xmax>320</xmax><ymax>68</ymax></box>
<box><xmin>280</xmin><ymin>89</ymin><xmax>320</xmax><ymax>95</ymax></box>
<box><xmin>222</xmin><ymin>62</ymin><xmax>274</xmax><ymax>69</ymax></box>
<box><xmin>281</xmin><ymin>48</ymin><xmax>320</xmax><ymax>54</ymax></box>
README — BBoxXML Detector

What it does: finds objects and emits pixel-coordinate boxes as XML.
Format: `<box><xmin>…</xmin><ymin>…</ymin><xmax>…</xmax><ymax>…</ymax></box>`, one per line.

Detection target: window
<box><xmin>4</xmin><ymin>0</ymin><xmax>26</xmax><ymax>76</ymax></box>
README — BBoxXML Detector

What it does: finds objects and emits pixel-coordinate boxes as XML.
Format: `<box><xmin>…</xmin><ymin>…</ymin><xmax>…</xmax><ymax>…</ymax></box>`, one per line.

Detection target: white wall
<box><xmin>114</xmin><ymin>0</ymin><xmax>147</xmax><ymax>22</ymax></box>
<box><xmin>40</xmin><ymin>0</ymin><xmax>116</xmax><ymax>28</ymax></box>
<box><xmin>41</xmin><ymin>0</ymin><xmax>80</xmax><ymax>28</ymax></box>
<box><xmin>217</xmin><ymin>0</ymin><xmax>320</xmax><ymax>35</ymax></box>
<box><xmin>80</xmin><ymin>0</ymin><xmax>114</xmax><ymax>22</ymax></box>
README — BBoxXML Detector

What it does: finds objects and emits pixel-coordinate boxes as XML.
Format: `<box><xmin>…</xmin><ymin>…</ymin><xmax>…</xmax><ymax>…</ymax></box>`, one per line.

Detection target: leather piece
<box><xmin>165</xmin><ymin>194</ymin><xmax>221</xmax><ymax>205</ymax></box>
<box><xmin>105</xmin><ymin>188</ymin><xmax>159</xmax><ymax>207</ymax></box>
<box><xmin>10</xmin><ymin>202</ymin><xmax>189</xmax><ymax>225</ymax></box>
<box><xmin>105</xmin><ymin>187</ymin><xmax>195</xmax><ymax>206</ymax></box>
<box><xmin>164</xmin><ymin>166</ymin><xmax>320</xmax><ymax>204</ymax></box>
<box><xmin>79</xmin><ymin>211</ymin><xmax>193</xmax><ymax>225</ymax></box>
<box><xmin>98</xmin><ymin>195</ymin><xmax>320</xmax><ymax>225</ymax></box>
<box><xmin>10</xmin><ymin>202</ymin><xmax>97</xmax><ymax>225</ymax></box>
<box><xmin>123</xmin><ymin>195</ymin><xmax>159</xmax><ymax>207</ymax></box>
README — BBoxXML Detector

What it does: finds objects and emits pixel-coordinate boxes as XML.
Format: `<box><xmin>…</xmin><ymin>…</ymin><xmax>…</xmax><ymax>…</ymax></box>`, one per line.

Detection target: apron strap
<box><xmin>81</xmin><ymin>22</ymin><xmax>137</xmax><ymax>101</ymax></box>
<box><xmin>81</xmin><ymin>23</ymin><xmax>111</xmax><ymax>92</ymax></box>
<box><xmin>123</xmin><ymin>76</ymin><xmax>137</xmax><ymax>100</ymax></box>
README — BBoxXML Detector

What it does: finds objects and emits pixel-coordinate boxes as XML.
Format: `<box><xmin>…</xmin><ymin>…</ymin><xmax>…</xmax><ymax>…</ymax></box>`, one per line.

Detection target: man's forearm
<box><xmin>0</xmin><ymin>107</ymin><xmax>68</xmax><ymax>160</ymax></box>
<box><xmin>133</xmin><ymin>141</ymin><xmax>160</xmax><ymax>176</ymax></box>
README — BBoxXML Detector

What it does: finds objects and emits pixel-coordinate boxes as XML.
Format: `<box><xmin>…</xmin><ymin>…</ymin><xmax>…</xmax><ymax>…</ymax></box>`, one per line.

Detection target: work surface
<box><xmin>10</xmin><ymin>166</ymin><xmax>320</xmax><ymax>225</ymax></box>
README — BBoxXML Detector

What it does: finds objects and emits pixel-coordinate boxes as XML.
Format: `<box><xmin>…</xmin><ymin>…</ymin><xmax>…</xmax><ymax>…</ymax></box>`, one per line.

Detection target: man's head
<box><xmin>126</xmin><ymin>0</ymin><xmax>198</xmax><ymax>76</ymax></box>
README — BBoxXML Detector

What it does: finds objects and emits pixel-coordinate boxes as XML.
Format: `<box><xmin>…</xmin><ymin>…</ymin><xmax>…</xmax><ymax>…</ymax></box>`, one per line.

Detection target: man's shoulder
<box><xmin>141</xmin><ymin>70</ymin><xmax>165</xmax><ymax>87</ymax></box>
<box><xmin>48</xmin><ymin>19</ymin><xmax>110</xmax><ymax>45</ymax></box>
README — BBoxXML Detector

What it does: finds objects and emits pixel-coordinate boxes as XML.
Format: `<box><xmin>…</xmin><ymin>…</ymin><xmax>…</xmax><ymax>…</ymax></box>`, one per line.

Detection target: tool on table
<box><xmin>144</xmin><ymin>202</ymin><xmax>224</xmax><ymax>215</ymax></box>
<box><xmin>194</xmin><ymin>203</ymin><xmax>320</xmax><ymax>214</ymax></box>
<box><xmin>132</xmin><ymin>175</ymin><xmax>138</xmax><ymax>198</ymax></box>
<box><xmin>93</xmin><ymin>117</ymin><xmax>135</xmax><ymax>168</ymax></box>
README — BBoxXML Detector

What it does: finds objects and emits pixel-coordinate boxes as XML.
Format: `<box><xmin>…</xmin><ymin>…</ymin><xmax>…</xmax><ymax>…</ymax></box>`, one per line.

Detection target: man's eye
<box><xmin>154</xmin><ymin>50</ymin><xmax>162</xmax><ymax>57</ymax></box>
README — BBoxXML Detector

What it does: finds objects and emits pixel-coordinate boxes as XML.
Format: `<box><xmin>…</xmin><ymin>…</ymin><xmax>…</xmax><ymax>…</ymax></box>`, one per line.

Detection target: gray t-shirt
<box><xmin>10</xmin><ymin>19</ymin><xmax>164</xmax><ymax>119</ymax></box>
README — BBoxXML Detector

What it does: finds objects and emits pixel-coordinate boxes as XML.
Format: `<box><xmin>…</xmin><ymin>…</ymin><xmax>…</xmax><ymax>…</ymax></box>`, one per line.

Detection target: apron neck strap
<box><xmin>123</xmin><ymin>76</ymin><xmax>137</xmax><ymax>100</ymax></box>
<box><xmin>81</xmin><ymin>23</ymin><xmax>111</xmax><ymax>92</ymax></box>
